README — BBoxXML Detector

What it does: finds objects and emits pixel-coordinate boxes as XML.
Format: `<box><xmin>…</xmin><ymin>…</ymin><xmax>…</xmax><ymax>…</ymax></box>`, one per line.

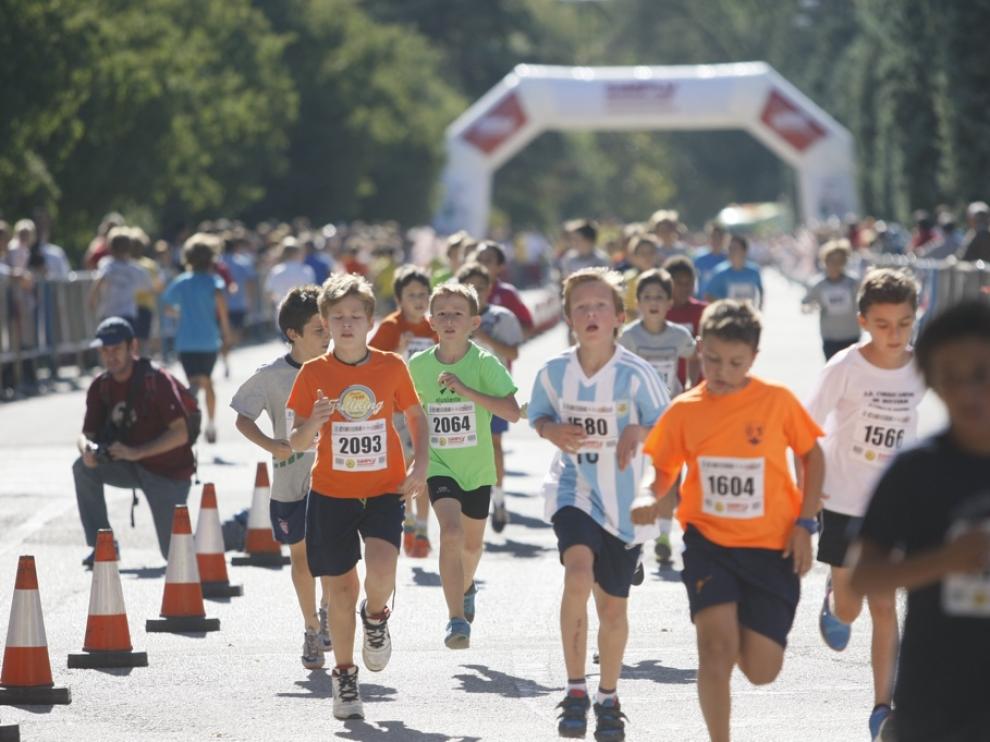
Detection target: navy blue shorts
<box><xmin>270</xmin><ymin>497</ymin><xmax>307</xmax><ymax>545</ymax></box>
<box><xmin>227</xmin><ymin>309</ymin><xmax>247</xmax><ymax>330</ymax></box>
<box><xmin>490</xmin><ymin>415</ymin><xmax>509</xmax><ymax>435</ymax></box>
<box><xmin>305</xmin><ymin>490</ymin><xmax>404</xmax><ymax>577</ymax></box>
<box><xmin>552</xmin><ymin>506</ymin><xmax>641</xmax><ymax>598</ymax></box>
<box><xmin>681</xmin><ymin>526</ymin><xmax>800</xmax><ymax>648</ymax></box>
<box><xmin>428</xmin><ymin>476</ymin><xmax>491</xmax><ymax>520</ymax></box>
<box><xmin>179</xmin><ymin>351</ymin><xmax>217</xmax><ymax>379</ymax></box>
<box><xmin>134</xmin><ymin>307</ymin><xmax>153</xmax><ymax>341</ymax></box>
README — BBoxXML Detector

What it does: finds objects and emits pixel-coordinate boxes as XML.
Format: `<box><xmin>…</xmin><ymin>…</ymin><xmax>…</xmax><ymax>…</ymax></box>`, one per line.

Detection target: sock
<box><xmin>567</xmin><ymin>678</ymin><xmax>587</xmax><ymax>696</ymax></box>
<box><xmin>492</xmin><ymin>486</ymin><xmax>505</xmax><ymax>507</ymax></box>
<box><xmin>596</xmin><ymin>687</ymin><xmax>617</xmax><ymax>704</ymax></box>
<box><xmin>658</xmin><ymin>518</ymin><xmax>672</xmax><ymax>537</ymax></box>
<box><xmin>416</xmin><ymin>517</ymin><xmax>428</xmax><ymax>534</ymax></box>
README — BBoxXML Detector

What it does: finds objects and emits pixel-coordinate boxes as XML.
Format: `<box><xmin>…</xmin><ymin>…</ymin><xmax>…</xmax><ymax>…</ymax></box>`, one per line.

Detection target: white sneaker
<box><xmin>205</xmin><ymin>421</ymin><xmax>217</xmax><ymax>444</ymax></box>
<box><xmin>331</xmin><ymin>665</ymin><xmax>364</xmax><ymax>720</ymax></box>
<box><xmin>301</xmin><ymin>629</ymin><xmax>325</xmax><ymax>670</ymax></box>
<box><xmin>360</xmin><ymin>599</ymin><xmax>392</xmax><ymax>672</ymax></box>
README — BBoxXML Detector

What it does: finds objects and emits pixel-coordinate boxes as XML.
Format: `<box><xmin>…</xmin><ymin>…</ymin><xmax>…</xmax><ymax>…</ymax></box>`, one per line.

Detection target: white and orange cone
<box><xmin>231</xmin><ymin>462</ymin><xmax>290</xmax><ymax>567</ymax></box>
<box><xmin>0</xmin><ymin>556</ymin><xmax>71</xmax><ymax>705</ymax></box>
<box><xmin>195</xmin><ymin>483</ymin><xmax>243</xmax><ymax>598</ymax></box>
<box><xmin>68</xmin><ymin>529</ymin><xmax>148</xmax><ymax>669</ymax></box>
<box><xmin>146</xmin><ymin>505</ymin><xmax>220</xmax><ymax>633</ymax></box>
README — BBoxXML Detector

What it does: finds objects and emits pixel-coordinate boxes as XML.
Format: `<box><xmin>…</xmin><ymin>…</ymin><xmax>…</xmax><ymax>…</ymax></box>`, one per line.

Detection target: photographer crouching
<box><xmin>74</xmin><ymin>317</ymin><xmax>195</xmax><ymax>567</ymax></box>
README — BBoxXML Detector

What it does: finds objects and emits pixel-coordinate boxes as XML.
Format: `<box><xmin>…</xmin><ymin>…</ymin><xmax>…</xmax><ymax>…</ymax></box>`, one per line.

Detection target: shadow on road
<box><xmin>483</xmin><ymin>539</ymin><xmax>548</xmax><ymax>559</ymax></box>
<box><xmin>337</xmin><ymin>720</ymin><xmax>480</xmax><ymax>741</ymax></box>
<box><xmin>453</xmin><ymin>663</ymin><xmax>560</xmax><ymax>699</ymax></box>
<box><xmin>621</xmin><ymin>659</ymin><xmax>696</xmax><ymax>685</ymax></box>
<box><xmin>275</xmin><ymin>669</ymin><xmax>332</xmax><ymax>700</ymax></box>
<box><xmin>504</xmin><ymin>511</ymin><xmax>550</xmax><ymax>530</ymax></box>
<box><xmin>409</xmin><ymin>567</ymin><xmax>441</xmax><ymax>587</ymax></box>
<box><xmin>119</xmin><ymin>566</ymin><xmax>166</xmax><ymax>579</ymax></box>
<box><xmin>654</xmin><ymin>565</ymin><xmax>681</xmax><ymax>583</ymax></box>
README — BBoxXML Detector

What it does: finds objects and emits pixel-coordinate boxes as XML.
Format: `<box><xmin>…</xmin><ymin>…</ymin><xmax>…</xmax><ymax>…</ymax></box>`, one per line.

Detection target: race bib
<box><xmin>561</xmin><ymin>400</ymin><xmax>619</xmax><ymax>455</ymax></box>
<box><xmin>331</xmin><ymin>418</ymin><xmax>387</xmax><ymax>472</ymax></box>
<box><xmin>699</xmin><ymin>456</ymin><xmax>765</xmax><ymax>519</ymax></box>
<box><xmin>639</xmin><ymin>352</ymin><xmax>676</xmax><ymax>390</ymax></box>
<box><xmin>285</xmin><ymin>407</ymin><xmax>316</xmax><ymax>452</ymax></box>
<box><xmin>405</xmin><ymin>336</ymin><xmax>435</xmax><ymax>360</ymax></box>
<box><xmin>728</xmin><ymin>282</ymin><xmax>757</xmax><ymax>301</ymax></box>
<box><xmin>850</xmin><ymin>407</ymin><xmax>911</xmax><ymax>467</ymax></box>
<box><xmin>822</xmin><ymin>286</ymin><xmax>854</xmax><ymax>315</ymax></box>
<box><xmin>428</xmin><ymin>402</ymin><xmax>477</xmax><ymax>449</ymax></box>
<box><xmin>943</xmin><ymin>521</ymin><xmax>990</xmax><ymax>618</ymax></box>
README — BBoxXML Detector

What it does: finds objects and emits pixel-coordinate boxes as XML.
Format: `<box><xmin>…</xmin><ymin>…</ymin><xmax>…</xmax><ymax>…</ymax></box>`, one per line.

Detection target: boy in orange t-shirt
<box><xmin>634</xmin><ymin>300</ymin><xmax>824</xmax><ymax>742</ymax></box>
<box><xmin>288</xmin><ymin>274</ymin><xmax>428</xmax><ymax>722</ymax></box>
<box><xmin>369</xmin><ymin>264</ymin><xmax>437</xmax><ymax>557</ymax></box>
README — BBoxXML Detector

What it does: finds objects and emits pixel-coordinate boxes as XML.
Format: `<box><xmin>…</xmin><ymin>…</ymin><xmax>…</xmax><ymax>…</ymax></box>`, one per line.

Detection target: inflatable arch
<box><xmin>435</xmin><ymin>62</ymin><xmax>858</xmax><ymax>236</ymax></box>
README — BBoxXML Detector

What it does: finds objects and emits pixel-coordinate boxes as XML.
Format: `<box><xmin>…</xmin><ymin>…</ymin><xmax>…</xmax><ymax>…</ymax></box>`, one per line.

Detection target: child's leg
<box><xmin>461</xmin><ymin>513</ymin><xmax>486</xmax><ymax>592</ymax></box>
<box><xmin>736</xmin><ymin>628</ymin><xmax>785</xmax><ymax>685</ymax></box>
<box><xmin>694</xmin><ymin>603</ymin><xmax>741</xmax><ymax>742</ymax></box>
<box><xmin>327</xmin><ymin>568</ymin><xmax>360</xmax><ymax>667</ymax></box>
<box><xmin>288</xmin><ymin>539</ymin><xmax>319</xmax><ymax>631</ymax></box>
<box><xmin>202</xmin><ymin>376</ymin><xmax>216</xmax><ymax>423</ymax></box>
<box><xmin>363</xmin><ymin>537</ymin><xmax>399</xmax><ymax>615</ymax></box>
<box><xmin>560</xmin><ymin>545</ymin><xmax>595</xmax><ymax>681</ymax></box>
<box><xmin>492</xmin><ymin>433</ymin><xmax>505</xmax><ymax>490</ymax></box>
<box><xmin>433</xmin><ymin>498</ymin><xmax>467</xmax><ymax>619</ymax></box>
<box><xmin>414</xmin><ymin>491</ymin><xmax>431</xmax><ymax>529</ymax></box>
<box><xmin>830</xmin><ymin>565</ymin><xmax>865</xmax><ymax>624</ymax></box>
<box><xmin>866</xmin><ymin>591</ymin><xmax>898</xmax><ymax>706</ymax></box>
<box><xmin>592</xmin><ymin>585</ymin><xmax>628</xmax><ymax>693</ymax></box>
<box><xmin>320</xmin><ymin>576</ymin><xmax>331</xmax><ymax>608</ymax></box>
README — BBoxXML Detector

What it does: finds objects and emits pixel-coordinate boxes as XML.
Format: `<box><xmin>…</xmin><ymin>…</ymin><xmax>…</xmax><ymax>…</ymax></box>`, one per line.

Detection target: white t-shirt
<box><xmin>806</xmin><ymin>344</ymin><xmax>926</xmax><ymax>516</ymax></box>
<box><xmin>264</xmin><ymin>261</ymin><xmax>316</xmax><ymax>305</ymax></box>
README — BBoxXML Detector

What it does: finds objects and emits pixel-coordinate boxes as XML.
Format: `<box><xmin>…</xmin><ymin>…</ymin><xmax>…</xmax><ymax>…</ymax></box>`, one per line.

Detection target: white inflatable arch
<box><xmin>435</xmin><ymin>62</ymin><xmax>858</xmax><ymax>236</ymax></box>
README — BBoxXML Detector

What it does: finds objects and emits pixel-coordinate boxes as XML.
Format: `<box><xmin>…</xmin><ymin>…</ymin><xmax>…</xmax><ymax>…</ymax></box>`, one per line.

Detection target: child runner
<box><xmin>806</xmin><ymin>268</ymin><xmax>925</xmax><ymax>739</ymax></box>
<box><xmin>851</xmin><ymin>299</ymin><xmax>990</xmax><ymax>742</ymax></box>
<box><xmin>703</xmin><ymin>235</ymin><xmax>764</xmax><ymax>309</ymax></box>
<box><xmin>692</xmin><ymin>222</ymin><xmax>728</xmax><ymax>299</ymax></box>
<box><xmin>369</xmin><ymin>264</ymin><xmax>437</xmax><ymax>558</ymax></box>
<box><xmin>287</xmin><ymin>274</ymin><xmax>428</xmax><ymax>721</ymax></box>
<box><xmin>456</xmin><ymin>262</ymin><xmax>524</xmax><ymax>533</ymax></box>
<box><xmin>635</xmin><ymin>300</ymin><xmax>824</xmax><ymax>742</ymax></box>
<box><xmin>802</xmin><ymin>239</ymin><xmax>861</xmax><ymax>360</ymax></box>
<box><xmin>409</xmin><ymin>283</ymin><xmax>519</xmax><ymax>649</ymax></box>
<box><xmin>529</xmin><ymin>267</ymin><xmax>669</xmax><ymax>741</ymax></box>
<box><xmin>231</xmin><ymin>286</ymin><xmax>333</xmax><ymax>669</ymax></box>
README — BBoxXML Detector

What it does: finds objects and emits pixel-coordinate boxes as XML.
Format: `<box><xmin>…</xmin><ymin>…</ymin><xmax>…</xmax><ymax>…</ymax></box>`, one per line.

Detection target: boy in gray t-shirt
<box><xmin>802</xmin><ymin>240</ymin><xmax>861</xmax><ymax>360</ymax></box>
<box><xmin>231</xmin><ymin>285</ymin><xmax>332</xmax><ymax>670</ymax></box>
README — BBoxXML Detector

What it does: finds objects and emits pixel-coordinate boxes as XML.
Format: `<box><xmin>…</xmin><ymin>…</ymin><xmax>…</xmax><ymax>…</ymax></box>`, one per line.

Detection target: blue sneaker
<box><xmin>556</xmin><ymin>691</ymin><xmax>590</xmax><ymax>738</ymax></box>
<box><xmin>819</xmin><ymin>577</ymin><xmax>851</xmax><ymax>651</ymax></box>
<box><xmin>444</xmin><ymin>617</ymin><xmax>471</xmax><ymax>649</ymax></box>
<box><xmin>464</xmin><ymin>582</ymin><xmax>477</xmax><ymax>624</ymax></box>
<box><xmin>593</xmin><ymin>697</ymin><xmax>627</xmax><ymax>741</ymax></box>
<box><xmin>869</xmin><ymin>704</ymin><xmax>893</xmax><ymax>741</ymax></box>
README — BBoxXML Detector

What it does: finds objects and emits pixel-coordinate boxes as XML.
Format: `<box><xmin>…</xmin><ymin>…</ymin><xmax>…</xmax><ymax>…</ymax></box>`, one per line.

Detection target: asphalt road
<box><xmin>0</xmin><ymin>270</ymin><xmax>946</xmax><ymax>741</ymax></box>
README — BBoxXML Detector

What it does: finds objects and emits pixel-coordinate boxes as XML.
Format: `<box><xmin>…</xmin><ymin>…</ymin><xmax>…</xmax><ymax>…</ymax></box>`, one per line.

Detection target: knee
<box><xmin>563</xmin><ymin>565</ymin><xmax>594</xmax><ymax>598</ymax></box>
<box><xmin>439</xmin><ymin>524</ymin><xmax>464</xmax><ymax>551</ymax></box>
<box><xmin>697</xmin><ymin>634</ymin><xmax>738</xmax><ymax>671</ymax></box>
<box><xmin>868</xmin><ymin>594</ymin><xmax>897</xmax><ymax>624</ymax></box>
<box><xmin>597</xmin><ymin>600</ymin><xmax>627</xmax><ymax>629</ymax></box>
<box><xmin>332</xmin><ymin>576</ymin><xmax>360</xmax><ymax>608</ymax></box>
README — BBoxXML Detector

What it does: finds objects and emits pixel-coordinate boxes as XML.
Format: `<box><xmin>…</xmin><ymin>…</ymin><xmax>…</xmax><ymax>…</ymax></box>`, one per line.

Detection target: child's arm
<box><xmin>401</xmin><ymin>404</ymin><xmax>429</xmax><ymax>502</ymax></box>
<box><xmin>631</xmin><ymin>466</ymin><xmax>680</xmax><ymax>524</ymax></box>
<box><xmin>784</xmin><ymin>442</ymin><xmax>824</xmax><ymax>575</ymax></box>
<box><xmin>289</xmin><ymin>389</ymin><xmax>331</xmax><ymax>452</ymax></box>
<box><xmin>851</xmin><ymin>531</ymin><xmax>990</xmax><ymax>595</ymax></box>
<box><xmin>616</xmin><ymin>425</ymin><xmax>649</xmax><ymax>470</ymax></box>
<box><xmin>235</xmin><ymin>414</ymin><xmax>293</xmax><ymax>461</ymax></box>
<box><xmin>534</xmin><ymin>416</ymin><xmax>586</xmax><ymax>454</ymax></box>
<box><xmin>438</xmin><ymin>372</ymin><xmax>520</xmax><ymax>422</ymax></box>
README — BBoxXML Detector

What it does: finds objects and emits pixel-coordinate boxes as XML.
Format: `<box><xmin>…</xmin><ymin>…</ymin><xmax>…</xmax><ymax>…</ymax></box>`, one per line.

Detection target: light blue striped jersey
<box><xmin>528</xmin><ymin>345</ymin><xmax>670</xmax><ymax>544</ymax></box>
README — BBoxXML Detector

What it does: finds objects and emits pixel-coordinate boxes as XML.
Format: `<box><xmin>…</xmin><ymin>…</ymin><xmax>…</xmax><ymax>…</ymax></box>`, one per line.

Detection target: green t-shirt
<box><xmin>409</xmin><ymin>342</ymin><xmax>517</xmax><ymax>490</ymax></box>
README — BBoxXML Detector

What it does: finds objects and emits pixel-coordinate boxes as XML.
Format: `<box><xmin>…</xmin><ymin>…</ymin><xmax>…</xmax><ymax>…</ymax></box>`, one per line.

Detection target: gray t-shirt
<box><xmin>803</xmin><ymin>274</ymin><xmax>860</xmax><ymax>341</ymax></box>
<box><xmin>477</xmin><ymin>304</ymin><xmax>524</xmax><ymax>365</ymax></box>
<box><xmin>96</xmin><ymin>258</ymin><xmax>153</xmax><ymax>320</ymax></box>
<box><xmin>559</xmin><ymin>248</ymin><xmax>610</xmax><ymax>279</ymax></box>
<box><xmin>618</xmin><ymin>319</ymin><xmax>696</xmax><ymax>396</ymax></box>
<box><xmin>230</xmin><ymin>354</ymin><xmax>314</xmax><ymax>503</ymax></box>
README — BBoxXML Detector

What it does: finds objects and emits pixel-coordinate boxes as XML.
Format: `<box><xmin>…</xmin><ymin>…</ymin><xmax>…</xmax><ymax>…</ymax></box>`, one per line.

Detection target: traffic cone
<box><xmin>194</xmin><ymin>483</ymin><xmax>243</xmax><ymax>598</ymax></box>
<box><xmin>0</xmin><ymin>556</ymin><xmax>71</xmax><ymax>705</ymax></box>
<box><xmin>68</xmin><ymin>530</ymin><xmax>148</xmax><ymax>669</ymax></box>
<box><xmin>146</xmin><ymin>505</ymin><xmax>220</xmax><ymax>633</ymax></box>
<box><xmin>231</xmin><ymin>462</ymin><xmax>290</xmax><ymax>567</ymax></box>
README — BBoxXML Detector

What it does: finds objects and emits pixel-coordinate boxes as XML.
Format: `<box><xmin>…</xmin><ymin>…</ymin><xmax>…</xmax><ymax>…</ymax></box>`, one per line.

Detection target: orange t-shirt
<box><xmin>286</xmin><ymin>349</ymin><xmax>421</xmax><ymax>499</ymax></box>
<box><xmin>369</xmin><ymin>310</ymin><xmax>437</xmax><ymax>356</ymax></box>
<box><xmin>644</xmin><ymin>376</ymin><xmax>823</xmax><ymax>550</ymax></box>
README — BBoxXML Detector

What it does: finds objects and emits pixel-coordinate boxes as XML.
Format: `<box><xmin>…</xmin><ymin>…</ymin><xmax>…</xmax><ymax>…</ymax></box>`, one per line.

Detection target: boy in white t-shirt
<box><xmin>805</xmin><ymin>268</ymin><xmax>925</xmax><ymax>740</ymax></box>
<box><xmin>801</xmin><ymin>239</ymin><xmax>861</xmax><ymax>361</ymax></box>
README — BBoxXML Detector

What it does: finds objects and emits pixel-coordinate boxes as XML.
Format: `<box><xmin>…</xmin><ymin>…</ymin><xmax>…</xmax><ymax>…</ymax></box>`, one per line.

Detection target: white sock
<box><xmin>492</xmin><ymin>486</ymin><xmax>505</xmax><ymax>507</ymax></box>
<box><xmin>567</xmin><ymin>679</ymin><xmax>587</xmax><ymax>696</ymax></box>
<box><xmin>595</xmin><ymin>688</ymin><xmax>617</xmax><ymax>704</ymax></box>
<box><xmin>658</xmin><ymin>518</ymin><xmax>672</xmax><ymax>537</ymax></box>
<box><xmin>416</xmin><ymin>517</ymin><xmax>428</xmax><ymax>533</ymax></box>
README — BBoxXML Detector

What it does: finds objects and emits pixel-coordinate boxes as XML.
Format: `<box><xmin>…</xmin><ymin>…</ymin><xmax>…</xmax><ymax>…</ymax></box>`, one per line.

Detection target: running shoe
<box><xmin>869</xmin><ymin>704</ymin><xmax>894</xmax><ymax>741</ymax></box>
<box><xmin>556</xmin><ymin>690</ymin><xmax>590</xmax><ymax>738</ymax></box>
<box><xmin>359</xmin><ymin>599</ymin><xmax>392</xmax><ymax>672</ymax></box>
<box><xmin>411</xmin><ymin>532</ymin><xmax>431</xmax><ymax>558</ymax></box>
<box><xmin>593</xmin><ymin>697</ymin><xmax>627</xmax><ymax>741</ymax></box>
<box><xmin>654</xmin><ymin>533</ymin><xmax>672</xmax><ymax>564</ymax></box>
<box><xmin>444</xmin><ymin>617</ymin><xmax>471</xmax><ymax>649</ymax></box>
<box><xmin>818</xmin><ymin>576</ymin><xmax>851</xmax><ymax>651</ymax></box>
<box><xmin>301</xmin><ymin>629</ymin><xmax>325</xmax><ymax>670</ymax></box>
<box><xmin>491</xmin><ymin>502</ymin><xmax>508</xmax><ymax>533</ymax></box>
<box><xmin>631</xmin><ymin>560</ymin><xmax>645</xmax><ymax>586</ymax></box>
<box><xmin>318</xmin><ymin>606</ymin><xmax>332</xmax><ymax>652</ymax></box>
<box><xmin>331</xmin><ymin>665</ymin><xmax>364</xmax><ymax>720</ymax></box>
<box><xmin>205</xmin><ymin>421</ymin><xmax>217</xmax><ymax>444</ymax></box>
<box><xmin>402</xmin><ymin>519</ymin><xmax>415</xmax><ymax>556</ymax></box>
<box><xmin>464</xmin><ymin>582</ymin><xmax>477</xmax><ymax>624</ymax></box>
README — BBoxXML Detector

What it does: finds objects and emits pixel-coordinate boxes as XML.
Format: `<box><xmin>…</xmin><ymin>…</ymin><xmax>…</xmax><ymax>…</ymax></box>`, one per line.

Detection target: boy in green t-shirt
<box><xmin>408</xmin><ymin>283</ymin><xmax>520</xmax><ymax>649</ymax></box>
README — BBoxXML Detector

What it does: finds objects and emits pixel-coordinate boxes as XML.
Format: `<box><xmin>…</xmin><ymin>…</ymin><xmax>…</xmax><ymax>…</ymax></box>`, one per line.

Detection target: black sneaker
<box><xmin>556</xmin><ymin>691</ymin><xmax>590</xmax><ymax>738</ymax></box>
<box><xmin>81</xmin><ymin>539</ymin><xmax>119</xmax><ymax>568</ymax></box>
<box><xmin>593</xmin><ymin>697</ymin><xmax>627</xmax><ymax>741</ymax></box>
<box><xmin>631</xmin><ymin>560</ymin><xmax>644</xmax><ymax>586</ymax></box>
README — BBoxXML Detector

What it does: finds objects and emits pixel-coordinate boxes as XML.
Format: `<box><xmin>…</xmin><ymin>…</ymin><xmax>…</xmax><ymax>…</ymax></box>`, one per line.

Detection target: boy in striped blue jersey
<box><xmin>528</xmin><ymin>267</ymin><xmax>670</xmax><ymax>741</ymax></box>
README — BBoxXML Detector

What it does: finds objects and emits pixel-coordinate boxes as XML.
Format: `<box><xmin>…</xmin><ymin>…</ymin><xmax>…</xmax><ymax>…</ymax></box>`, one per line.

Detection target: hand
<box><xmin>82</xmin><ymin>446</ymin><xmax>99</xmax><ymax>468</ymax></box>
<box><xmin>631</xmin><ymin>495</ymin><xmax>661</xmax><ymax>525</ymax></box>
<box><xmin>942</xmin><ymin>529</ymin><xmax>990</xmax><ymax>574</ymax></box>
<box><xmin>270</xmin><ymin>439</ymin><xmax>294</xmax><ymax>461</ymax></box>
<box><xmin>107</xmin><ymin>441</ymin><xmax>140</xmax><ymax>462</ymax></box>
<box><xmin>400</xmin><ymin>464</ymin><xmax>427</xmax><ymax>507</ymax></box>
<box><xmin>312</xmin><ymin>389</ymin><xmax>332</xmax><ymax>426</ymax></box>
<box><xmin>437</xmin><ymin>372</ymin><xmax>467</xmax><ymax>397</ymax></box>
<box><xmin>784</xmin><ymin>527</ymin><xmax>813</xmax><ymax>576</ymax></box>
<box><xmin>616</xmin><ymin>425</ymin><xmax>645</xmax><ymax>471</ymax></box>
<box><xmin>542</xmin><ymin>422</ymin><xmax>586</xmax><ymax>455</ymax></box>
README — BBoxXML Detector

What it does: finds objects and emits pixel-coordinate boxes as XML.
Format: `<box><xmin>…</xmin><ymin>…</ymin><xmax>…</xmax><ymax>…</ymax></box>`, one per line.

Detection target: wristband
<box><xmin>795</xmin><ymin>517</ymin><xmax>819</xmax><ymax>535</ymax></box>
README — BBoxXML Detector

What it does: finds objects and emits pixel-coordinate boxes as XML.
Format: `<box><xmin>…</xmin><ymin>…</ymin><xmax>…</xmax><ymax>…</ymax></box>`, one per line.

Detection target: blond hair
<box><xmin>318</xmin><ymin>273</ymin><xmax>376</xmax><ymax>318</ymax></box>
<box><xmin>819</xmin><ymin>238</ymin><xmax>852</xmax><ymax>264</ymax></box>
<box><xmin>562</xmin><ymin>267</ymin><xmax>625</xmax><ymax>317</ymax></box>
<box><xmin>181</xmin><ymin>232</ymin><xmax>221</xmax><ymax>271</ymax></box>
<box><xmin>430</xmin><ymin>282</ymin><xmax>479</xmax><ymax>316</ymax></box>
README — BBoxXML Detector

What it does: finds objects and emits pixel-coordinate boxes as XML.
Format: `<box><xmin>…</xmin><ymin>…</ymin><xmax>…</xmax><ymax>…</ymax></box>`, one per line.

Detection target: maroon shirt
<box><xmin>667</xmin><ymin>298</ymin><xmax>707</xmax><ymax>386</ymax></box>
<box><xmin>83</xmin><ymin>364</ymin><xmax>194</xmax><ymax>480</ymax></box>
<box><xmin>490</xmin><ymin>280</ymin><xmax>534</xmax><ymax>330</ymax></box>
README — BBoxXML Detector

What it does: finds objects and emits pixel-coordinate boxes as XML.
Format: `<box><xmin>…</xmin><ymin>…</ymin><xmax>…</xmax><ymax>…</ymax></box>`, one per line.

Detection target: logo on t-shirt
<box><xmin>332</xmin><ymin>385</ymin><xmax>384</xmax><ymax>421</ymax></box>
<box><xmin>745</xmin><ymin>423</ymin><xmax>764</xmax><ymax>446</ymax></box>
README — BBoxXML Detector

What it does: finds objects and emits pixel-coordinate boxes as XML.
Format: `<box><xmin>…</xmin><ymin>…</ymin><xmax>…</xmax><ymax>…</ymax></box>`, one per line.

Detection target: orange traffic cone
<box><xmin>0</xmin><ymin>556</ymin><xmax>71</xmax><ymax>705</ymax></box>
<box><xmin>68</xmin><ymin>530</ymin><xmax>148</xmax><ymax>669</ymax></box>
<box><xmin>145</xmin><ymin>505</ymin><xmax>220</xmax><ymax>633</ymax></box>
<box><xmin>195</xmin><ymin>483</ymin><xmax>243</xmax><ymax>598</ymax></box>
<box><xmin>231</xmin><ymin>463</ymin><xmax>290</xmax><ymax>567</ymax></box>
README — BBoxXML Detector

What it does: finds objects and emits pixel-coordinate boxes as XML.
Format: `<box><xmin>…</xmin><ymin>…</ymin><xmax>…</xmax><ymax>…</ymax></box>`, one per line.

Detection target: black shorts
<box><xmin>681</xmin><ymin>526</ymin><xmax>800</xmax><ymax>648</ymax></box>
<box><xmin>134</xmin><ymin>307</ymin><xmax>153</xmax><ymax>341</ymax></box>
<box><xmin>228</xmin><ymin>310</ymin><xmax>247</xmax><ymax>330</ymax></box>
<box><xmin>305</xmin><ymin>490</ymin><xmax>404</xmax><ymax>577</ymax></box>
<box><xmin>816</xmin><ymin>509</ymin><xmax>863</xmax><ymax>567</ymax></box>
<box><xmin>552</xmin><ymin>506</ymin><xmax>641</xmax><ymax>599</ymax></box>
<box><xmin>270</xmin><ymin>497</ymin><xmax>307</xmax><ymax>545</ymax></box>
<box><xmin>179</xmin><ymin>351</ymin><xmax>217</xmax><ymax>379</ymax></box>
<box><xmin>428</xmin><ymin>476</ymin><xmax>491</xmax><ymax>520</ymax></box>
<box><xmin>823</xmin><ymin>337</ymin><xmax>859</xmax><ymax>360</ymax></box>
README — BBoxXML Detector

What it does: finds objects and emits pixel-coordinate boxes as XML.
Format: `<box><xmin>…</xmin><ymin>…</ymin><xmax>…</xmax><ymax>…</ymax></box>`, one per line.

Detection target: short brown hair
<box><xmin>663</xmin><ymin>255</ymin><xmax>696</xmax><ymax>281</ymax></box>
<box><xmin>107</xmin><ymin>226</ymin><xmax>133</xmax><ymax>258</ymax></box>
<box><xmin>562</xmin><ymin>267</ymin><xmax>624</xmax><ymax>317</ymax></box>
<box><xmin>455</xmin><ymin>261</ymin><xmax>491</xmax><ymax>287</ymax></box>
<box><xmin>182</xmin><ymin>232</ymin><xmax>220</xmax><ymax>272</ymax></box>
<box><xmin>278</xmin><ymin>285</ymin><xmax>322</xmax><ymax>339</ymax></box>
<box><xmin>858</xmin><ymin>268</ymin><xmax>919</xmax><ymax>315</ymax></box>
<box><xmin>393</xmin><ymin>264</ymin><xmax>431</xmax><ymax>302</ymax></box>
<box><xmin>318</xmin><ymin>273</ymin><xmax>375</xmax><ymax>318</ymax></box>
<box><xmin>700</xmin><ymin>300</ymin><xmax>761</xmax><ymax>349</ymax></box>
<box><xmin>430</xmin><ymin>282</ymin><xmax>479</xmax><ymax>316</ymax></box>
<box><xmin>635</xmin><ymin>268</ymin><xmax>673</xmax><ymax>300</ymax></box>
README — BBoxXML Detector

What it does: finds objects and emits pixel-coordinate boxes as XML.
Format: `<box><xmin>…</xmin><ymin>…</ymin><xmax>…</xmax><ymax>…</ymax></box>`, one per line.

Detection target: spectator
<box><xmin>960</xmin><ymin>201</ymin><xmax>990</xmax><ymax>263</ymax></box>
<box><xmin>559</xmin><ymin>219</ymin><xmax>609</xmax><ymax>278</ymax></box>
<box><xmin>923</xmin><ymin>210</ymin><xmax>964</xmax><ymax>259</ymax></box>
<box><xmin>909</xmin><ymin>210</ymin><xmax>938</xmax><ymax>255</ymax></box>
<box><xmin>302</xmin><ymin>231</ymin><xmax>333</xmax><ymax>286</ymax></box>
<box><xmin>7</xmin><ymin>218</ymin><xmax>71</xmax><ymax>280</ymax></box>
<box><xmin>83</xmin><ymin>212</ymin><xmax>125</xmax><ymax>270</ymax></box>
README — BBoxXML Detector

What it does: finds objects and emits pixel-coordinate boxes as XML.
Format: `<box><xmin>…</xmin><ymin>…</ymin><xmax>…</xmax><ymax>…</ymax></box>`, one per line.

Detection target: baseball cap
<box><xmin>91</xmin><ymin>317</ymin><xmax>135</xmax><ymax>347</ymax></box>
